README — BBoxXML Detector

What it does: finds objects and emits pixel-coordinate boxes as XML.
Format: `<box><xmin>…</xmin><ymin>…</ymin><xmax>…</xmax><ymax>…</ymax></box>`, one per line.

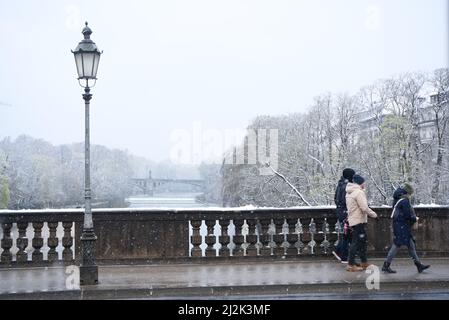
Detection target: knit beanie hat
<box><xmin>353</xmin><ymin>174</ymin><xmax>365</xmax><ymax>185</ymax></box>
<box><xmin>403</xmin><ymin>183</ymin><xmax>414</xmax><ymax>195</ymax></box>
<box><xmin>342</xmin><ymin>168</ymin><xmax>356</xmax><ymax>182</ymax></box>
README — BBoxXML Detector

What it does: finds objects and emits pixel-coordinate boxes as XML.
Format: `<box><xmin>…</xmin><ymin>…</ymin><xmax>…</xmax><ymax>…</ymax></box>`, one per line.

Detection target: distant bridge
<box><xmin>130</xmin><ymin>171</ymin><xmax>205</xmax><ymax>196</ymax></box>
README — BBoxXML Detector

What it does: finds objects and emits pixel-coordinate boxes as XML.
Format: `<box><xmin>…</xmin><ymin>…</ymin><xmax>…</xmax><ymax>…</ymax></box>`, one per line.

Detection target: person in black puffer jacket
<box><xmin>382</xmin><ymin>183</ymin><xmax>430</xmax><ymax>274</ymax></box>
<box><xmin>332</xmin><ymin>168</ymin><xmax>355</xmax><ymax>263</ymax></box>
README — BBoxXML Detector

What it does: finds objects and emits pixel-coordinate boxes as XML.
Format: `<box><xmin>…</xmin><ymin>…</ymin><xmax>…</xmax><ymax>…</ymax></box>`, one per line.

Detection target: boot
<box><xmin>361</xmin><ymin>262</ymin><xmax>370</xmax><ymax>270</ymax></box>
<box><xmin>382</xmin><ymin>261</ymin><xmax>396</xmax><ymax>274</ymax></box>
<box><xmin>346</xmin><ymin>264</ymin><xmax>364</xmax><ymax>272</ymax></box>
<box><xmin>415</xmin><ymin>261</ymin><xmax>430</xmax><ymax>273</ymax></box>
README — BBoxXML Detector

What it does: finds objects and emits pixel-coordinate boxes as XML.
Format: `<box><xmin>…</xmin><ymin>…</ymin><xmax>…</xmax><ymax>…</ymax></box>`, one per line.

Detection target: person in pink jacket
<box><xmin>345</xmin><ymin>174</ymin><xmax>378</xmax><ymax>272</ymax></box>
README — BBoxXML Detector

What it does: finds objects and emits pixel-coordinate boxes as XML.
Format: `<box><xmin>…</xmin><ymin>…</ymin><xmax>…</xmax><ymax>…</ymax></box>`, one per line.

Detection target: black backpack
<box><xmin>335</xmin><ymin>180</ymin><xmax>348</xmax><ymax>221</ymax></box>
<box><xmin>335</xmin><ymin>180</ymin><xmax>348</xmax><ymax>209</ymax></box>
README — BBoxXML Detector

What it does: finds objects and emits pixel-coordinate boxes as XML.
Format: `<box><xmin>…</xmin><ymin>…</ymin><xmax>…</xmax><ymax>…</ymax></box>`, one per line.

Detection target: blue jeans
<box><xmin>335</xmin><ymin>221</ymin><xmax>350</xmax><ymax>261</ymax></box>
<box><xmin>386</xmin><ymin>238</ymin><xmax>420</xmax><ymax>264</ymax></box>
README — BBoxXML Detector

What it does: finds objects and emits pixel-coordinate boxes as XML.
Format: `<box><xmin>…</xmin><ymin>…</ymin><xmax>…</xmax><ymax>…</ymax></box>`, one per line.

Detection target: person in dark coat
<box><xmin>332</xmin><ymin>168</ymin><xmax>355</xmax><ymax>263</ymax></box>
<box><xmin>382</xmin><ymin>183</ymin><xmax>430</xmax><ymax>273</ymax></box>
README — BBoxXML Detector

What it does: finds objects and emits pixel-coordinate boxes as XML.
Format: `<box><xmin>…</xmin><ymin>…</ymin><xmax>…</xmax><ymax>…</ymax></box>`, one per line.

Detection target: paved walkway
<box><xmin>1</xmin><ymin>258</ymin><xmax>449</xmax><ymax>299</ymax></box>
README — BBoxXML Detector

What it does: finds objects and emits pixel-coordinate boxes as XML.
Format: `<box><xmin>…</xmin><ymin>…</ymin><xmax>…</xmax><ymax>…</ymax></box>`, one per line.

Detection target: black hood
<box><xmin>393</xmin><ymin>187</ymin><xmax>407</xmax><ymax>200</ymax></box>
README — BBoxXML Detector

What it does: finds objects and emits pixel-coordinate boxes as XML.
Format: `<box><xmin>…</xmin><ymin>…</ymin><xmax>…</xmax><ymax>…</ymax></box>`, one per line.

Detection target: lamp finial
<box><xmin>82</xmin><ymin>22</ymin><xmax>92</xmax><ymax>40</ymax></box>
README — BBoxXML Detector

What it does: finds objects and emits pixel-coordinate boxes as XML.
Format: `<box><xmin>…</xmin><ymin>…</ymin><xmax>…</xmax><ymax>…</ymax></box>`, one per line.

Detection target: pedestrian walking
<box><xmin>332</xmin><ymin>168</ymin><xmax>355</xmax><ymax>263</ymax></box>
<box><xmin>382</xmin><ymin>183</ymin><xmax>430</xmax><ymax>274</ymax></box>
<box><xmin>345</xmin><ymin>174</ymin><xmax>378</xmax><ymax>272</ymax></box>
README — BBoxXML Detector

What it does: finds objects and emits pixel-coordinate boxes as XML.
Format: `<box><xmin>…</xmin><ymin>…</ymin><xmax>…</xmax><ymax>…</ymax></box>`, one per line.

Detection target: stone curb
<box><xmin>1</xmin><ymin>279</ymin><xmax>449</xmax><ymax>300</ymax></box>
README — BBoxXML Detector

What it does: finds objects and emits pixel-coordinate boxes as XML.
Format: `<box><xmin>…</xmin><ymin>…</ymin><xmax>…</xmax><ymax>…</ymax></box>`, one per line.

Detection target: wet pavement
<box><xmin>1</xmin><ymin>258</ymin><xmax>449</xmax><ymax>299</ymax></box>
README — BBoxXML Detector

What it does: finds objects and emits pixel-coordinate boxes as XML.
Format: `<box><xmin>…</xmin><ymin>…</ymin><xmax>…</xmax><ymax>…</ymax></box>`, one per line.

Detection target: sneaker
<box><xmin>332</xmin><ymin>251</ymin><xmax>342</xmax><ymax>261</ymax></box>
<box><xmin>341</xmin><ymin>260</ymin><xmax>348</xmax><ymax>264</ymax></box>
<box><xmin>346</xmin><ymin>264</ymin><xmax>364</xmax><ymax>272</ymax></box>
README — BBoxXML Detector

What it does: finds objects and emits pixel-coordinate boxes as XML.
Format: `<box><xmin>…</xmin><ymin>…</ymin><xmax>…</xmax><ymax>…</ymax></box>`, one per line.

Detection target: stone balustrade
<box><xmin>0</xmin><ymin>206</ymin><xmax>448</xmax><ymax>267</ymax></box>
<box><xmin>0</xmin><ymin>210</ymin><xmax>81</xmax><ymax>266</ymax></box>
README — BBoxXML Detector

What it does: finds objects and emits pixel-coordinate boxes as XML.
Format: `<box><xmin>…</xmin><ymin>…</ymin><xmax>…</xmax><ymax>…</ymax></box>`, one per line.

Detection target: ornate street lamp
<box><xmin>72</xmin><ymin>22</ymin><xmax>102</xmax><ymax>285</ymax></box>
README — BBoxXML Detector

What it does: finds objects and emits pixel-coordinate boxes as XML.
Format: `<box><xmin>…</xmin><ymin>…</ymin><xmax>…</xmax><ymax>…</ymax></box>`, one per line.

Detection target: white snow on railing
<box><xmin>1</xmin><ymin>204</ymin><xmax>448</xmax><ymax>215</ymax></box>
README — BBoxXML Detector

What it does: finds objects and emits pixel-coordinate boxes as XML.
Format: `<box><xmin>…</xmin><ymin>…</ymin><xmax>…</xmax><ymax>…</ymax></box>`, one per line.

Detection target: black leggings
<box><xmin>348</xmin><ymin>223</ymin><xmax>367</xmax><ymax>265</ymax></box>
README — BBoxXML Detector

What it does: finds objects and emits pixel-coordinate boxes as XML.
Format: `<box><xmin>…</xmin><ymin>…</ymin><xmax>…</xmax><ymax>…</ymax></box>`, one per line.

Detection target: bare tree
<box><xmin>429</xmin><ymin>68</ymin><xmax>449</xmax><ymax>202</ymax></box>
<box><xmin>221</xmin><ymin>68</ymin><xmax>448</xmax><ymax>207</ymax></box>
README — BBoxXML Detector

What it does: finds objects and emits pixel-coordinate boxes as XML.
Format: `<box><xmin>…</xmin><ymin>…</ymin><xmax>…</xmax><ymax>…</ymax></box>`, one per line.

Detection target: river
<box><xmin>125</xmin><ymin>192</ymin><xmax>215</xmax><ymax>208</ymax></box>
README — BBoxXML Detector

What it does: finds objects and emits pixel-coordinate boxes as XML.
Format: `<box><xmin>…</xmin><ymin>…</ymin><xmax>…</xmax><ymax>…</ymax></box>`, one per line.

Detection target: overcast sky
<box><xmin>0</xmin><ymin>0</ymin><xmax>448</xmax><ymax>163</ymax></box>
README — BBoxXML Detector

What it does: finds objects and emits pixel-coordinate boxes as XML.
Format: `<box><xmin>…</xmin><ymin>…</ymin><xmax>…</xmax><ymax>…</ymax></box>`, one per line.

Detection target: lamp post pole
<box><xmin>80</xmin><ymin>84</ymin><xmax>98</xmax><ymax>285</ymax></box>
<box><xmin>72</xmin><ymin>22</ymin><xmax>102</xmax><ymax>285</ymax></box>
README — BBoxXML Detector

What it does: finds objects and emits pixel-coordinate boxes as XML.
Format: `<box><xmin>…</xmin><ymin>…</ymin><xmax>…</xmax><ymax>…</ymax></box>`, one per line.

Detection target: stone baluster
<box><xmin>273</xmin><ymin>218</ymin><xmax>285</xmax><ymax>256</ymax></box>
<box><xmin>245</xmin><ymin>219</ymin><xmax>258</xmax><ymax>256</ymax></box>
<box><xmin>334</xmin><ymin>220</ymin><xmax>342</xmax><ymax>248</ymax></box>
<box><xmin>286</xmin><ymin>218</ymin><xmax>298</xmax><ymax>256</ymax></box>
<box><xmin>16</xmin><ymin>222</ymin><xmax>29</xmax><ymax>263</ymax></box>
<box><xmin>259</xmin><ymin>219</ymin><xmax>271</xmax><ymax>256</ymax></box>
<box><xmin>308</xmin><ymin>218</ymin><xmax>317</xmax><ymax>255</ymax></box>
<box><xmin>205</xmin><ymin>220</ymin><xmax>217</xmax><ymax>257</ymax></box>
<box><xmin>232</xmin><ymin>219</ymin><xmax>245</xmax><ymax>257</ymax></box>
<box><xmin>47</xmin><ymin>222</ymin><xmax>59</xmax><ymax>262</ymax></box>
<box><xmin>281</xmin><ymin>220</ymin><xmax>290</xmax><ymax>254</ymax></box>
<box><xmin>190</xmin><ymin>220</ymin><xmax>203</xmax><ymax>258</ymax></box>
<box><xmin>320</xmin><ymin>218</ymin><xmax>331</xmax><ymax>254</ymax></box>
<box><xmin>32</xmin><ymin>222</ymin><xmax>44</xmax><ymax>262</ymax></box>
<box><xmin>62</xmin><ymin>222</ymin><xmax>74</xmax><ymax>262</ymax></box>
<box><xmin>218</xmin><ymin>220</ymin><xmax>231</xmax><ymax>257</ymax></box>
<box><xmin>0</xmin><ymin>223</ymin><xmax>13</xmax><ymax>263</ymax></box>
<box><xmin>295</xmin><ymin>219</ymin><xmax>305</xmax><ymax>254</ymax></box>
